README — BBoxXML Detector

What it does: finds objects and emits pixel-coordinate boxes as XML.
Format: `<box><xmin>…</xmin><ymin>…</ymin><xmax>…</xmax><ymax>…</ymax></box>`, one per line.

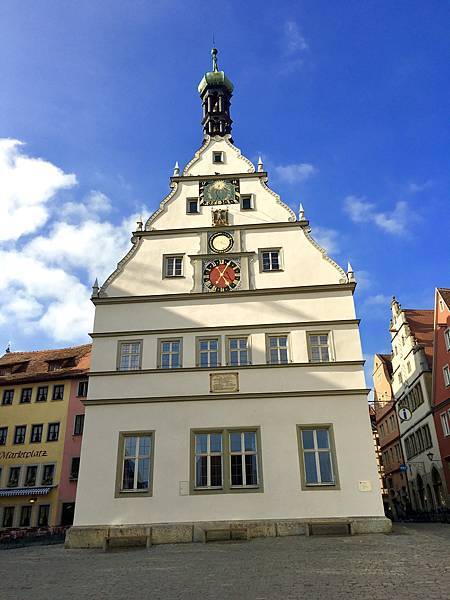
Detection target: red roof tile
<box><xmin>403</xmin><ymin>309</ymin><xmax>434</xmax><ymax>368</ymax></box>
<box><xmin>0</xmin><ymin>344</ymin><xmax>91</xmax><ymax>384</ymax></box>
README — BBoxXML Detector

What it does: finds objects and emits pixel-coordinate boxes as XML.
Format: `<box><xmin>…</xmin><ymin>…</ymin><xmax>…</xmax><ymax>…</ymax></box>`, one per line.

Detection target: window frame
<box><xmin>163</xmin><ymin>254</ymin><xmax>185</xmax><ymax>279</ymax></box>
<box><xmin>2</xmin><ymin>506</ymin><xmax>15</xmax><ymax>528</ymax></box>
<box><xmin>19</xmin><ymin>504</ymin><xmax>32</xmax><ymax>527</ymax></box>
<box><xmin>443</xmin><ymin>364</ymin><xmax>450</xmax><ymax>387</ymax></box>
<box><xmin>196</xmin><ymin>336</ymin><xmax>222</xmax><ymax>368</ymax></box>
<box><xmin>2</xmin><ymin>389</ymin><xmax>14</xmax><ymax>405</ymax></box>
<box><xmin>259</xmin><ymin>248</ymin><xmax>283</xmax><ymax>272</ymax></box>
<box><xmin>73</xmin><ymin>414</ymin><xmax>85</xmax><ymax>436</ymax></box>
<box><xmin>115</xmin><ymin>431</ymin><xmax>155</xmax><ymax>498</ymax></box>
<box><xmin>70</xmin><ymin>457</ymin><xmax>80</xmax><ymax>480</ymax></box>
<box><xmin>20</xmin><ymin>387</ymin><xmax>32</xmax><ymax>404</ymax></box>
<box><xmin>41</xmin><ymin>463</ymin><xmax>55</xmax><ymax>486</ymax></box>
<box><xmin>47</xmin><ymin>422</ymin><xmax>60</xmax><ymax>442</ymax></box>
<box><xmin>307</xmin><ymin>331</ymin><xmax>333</xmax><ymax>363</ymax></box>
<box><xmin>212</xmin><ymin>150</ymin><xmax>224</xmax><ymax>164</ymax></box>
<box><xmin>297</xmin><ymin>424</ymin><xmax>340</xmax><ymax>491</ymax></box>
<box><xmin>116</xmin><ymin>339</ymin><xmax>143</xmax><ymax>372</ymax></box>
<box><xmin>0</xmin><ymin>426</ymin><xmax>7</xmax><ymax>445</ymax></box>
<box><xmin>52</xmin><ymin>384</ymin><xmax>65</xmax><ymax>401</ymax></box>
<box><xmin>14</xmin><ymin>424</ymin><xmax>26</xmax><ymax>445</ymax></box>
<box><xmin>444</xmin><ymin>328</ymin><xmax>450</xmax><ymax>352</ymax></box>
<box><xmin>7</xmin><ymin>466</ymin><xmax>21</xmax><ymax>488</ymax></box>
<box><xmin>77</xmin><ymin>380</ymin><xmax>88</xmax><ymax>397</ymax></box>
<box><xmin>265</xmin><ymin>333</ymin><xmax>290</xmax><ymax>365</ymax></box>
<box><xmin>37</xmin><ymin>504</ymin><xmax>50</xmax><ymax>527</ymax></box>
<box><xmin>157</xmin><ymin>338</ymin><xmax>183</xmax><ymax>369</ymax></box>
<box><xmin>226</xmin><ymin>335</ymin><xmax>251</xmax><ymax>367</ymax></box>
<box><xmin>36</xmin><ymin>386</ymin><xmax>48</xmax><ymax>402</ymax></box>
<box><xmin>24</xmin><ymin>465</ymin><xmax>38</xmax><ymax>487</ymax></box>
<box><xmin>30</xmin><ymin>423</ymin><xmax>43</xmax><ymax>444</ymax></box>
<box><xmin>189</xmin><ymin>427</ymin><xmax>263</xmax><ymax>495</ymax></box>
<box><xmin>240</xmin><ymin>194</ymin><xmax>254</xmax><ymax>211</ymax></box>
<box><xmin>186</xmin><ymin>197</ymin><xmax>200</xmax><ymax>214</ymax></box>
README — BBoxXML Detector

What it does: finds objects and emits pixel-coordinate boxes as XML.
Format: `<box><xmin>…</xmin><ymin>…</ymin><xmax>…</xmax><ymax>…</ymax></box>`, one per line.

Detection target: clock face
<box><xmin>203</xmin><ymin>258</ymin><xmax>241</xmax><ymax>292</ymax></box>
<box><xmin>208</xmin><ymin>232</ymin><xmax>234</xmax><ymax>253</ymax></box>
<box><xmin>202</xmin><ymin>180</ymin><xmax>236</xmax><ymax>205</ymax></box>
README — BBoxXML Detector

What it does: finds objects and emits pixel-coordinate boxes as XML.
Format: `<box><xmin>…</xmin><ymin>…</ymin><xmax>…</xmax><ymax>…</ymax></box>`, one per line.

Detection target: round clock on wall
<box><xmin>203</xmin><ymin>258</ymin><xmax>241</xmax><ymax>292</ymax></box>
<box><xmin>208</xmin><ymin>231</ymin><xmax>234</xmax><ymax>253</ymax></box>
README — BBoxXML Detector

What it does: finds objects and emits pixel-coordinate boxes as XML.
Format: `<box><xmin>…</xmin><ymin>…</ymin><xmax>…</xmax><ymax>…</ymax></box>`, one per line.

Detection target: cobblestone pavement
<box><xmin>1</xmin><ymin>523</ymin><xmax>450</xmax><ymax>600</ymax></box>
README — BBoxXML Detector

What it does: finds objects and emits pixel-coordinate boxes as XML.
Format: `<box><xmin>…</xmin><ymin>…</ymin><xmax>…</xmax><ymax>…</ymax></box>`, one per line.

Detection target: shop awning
<box><xmin>0</xmin><ymin>487</ymin><xmax>52</xmax><ymax>497</ymax></box>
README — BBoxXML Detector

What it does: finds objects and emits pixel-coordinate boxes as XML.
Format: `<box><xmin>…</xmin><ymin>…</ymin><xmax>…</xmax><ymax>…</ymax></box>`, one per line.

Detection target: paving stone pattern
<box><xmin>2</xmin><ymin>524</ymin><xmax>450</xmax><ymax>600</ymax></box>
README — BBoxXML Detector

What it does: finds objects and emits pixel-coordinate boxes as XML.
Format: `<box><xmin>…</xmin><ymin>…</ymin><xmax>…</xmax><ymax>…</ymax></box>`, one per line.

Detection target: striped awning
<box><xmin>0</xmin><ymin>487</ymin><xmax>52</xmax><ymax>497</ymax></box>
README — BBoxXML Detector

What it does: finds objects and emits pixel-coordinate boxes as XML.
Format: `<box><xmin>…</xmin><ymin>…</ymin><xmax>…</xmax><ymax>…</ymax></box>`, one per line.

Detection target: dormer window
<box><xmin>48</xmin><ymin>360</ymin><xmax>63</xmax><ymax>371</ymax></box>
<box><xmin>213</xmin><ymin>151</ymin><xmax>224</xmax><ymax>164</ymax></box>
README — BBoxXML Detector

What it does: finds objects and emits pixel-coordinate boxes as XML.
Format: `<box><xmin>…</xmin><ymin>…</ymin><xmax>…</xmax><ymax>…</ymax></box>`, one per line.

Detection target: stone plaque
<box><xmin>179</xmin><ymin>481</ymin><xmax>189</xmax><ymax>496</ymax></box>
<box><xmin>210</xmin><ymin>372</ymin><xmax>239</xmax><ymax>393</ymax></box>
<box><xmin>358</xmin><ymin>480</ymin><xmax>372</xmax><ymax>492</ymax></box>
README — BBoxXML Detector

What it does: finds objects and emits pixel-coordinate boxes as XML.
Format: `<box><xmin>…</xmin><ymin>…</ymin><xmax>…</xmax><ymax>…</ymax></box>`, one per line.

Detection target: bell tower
<box><xmin>198</xmin><ymin>48</ymin><xmax>233</xmax><ymax>139</ymax></box>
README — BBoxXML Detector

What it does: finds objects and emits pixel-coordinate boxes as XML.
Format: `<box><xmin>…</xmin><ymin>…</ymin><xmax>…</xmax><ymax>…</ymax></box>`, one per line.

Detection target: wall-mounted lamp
<box><xmin>29</xmin><ymin>497</ymin><xmax>37</xmax><ymax>504</ymax></box>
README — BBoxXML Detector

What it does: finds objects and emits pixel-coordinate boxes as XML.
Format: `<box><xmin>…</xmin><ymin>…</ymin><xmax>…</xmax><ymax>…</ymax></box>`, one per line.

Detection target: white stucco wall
<box><xmin>74</xmin><ymin>394</ymin><xmax>384</xmax><ymax>526</ymax></box>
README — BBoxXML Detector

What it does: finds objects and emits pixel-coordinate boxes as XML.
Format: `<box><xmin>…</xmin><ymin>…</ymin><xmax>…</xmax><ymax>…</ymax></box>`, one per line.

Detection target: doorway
<box><xmin>61</xmin><ymin>503</ymin><xmax>75</xmax><ymax>526</ymax></box>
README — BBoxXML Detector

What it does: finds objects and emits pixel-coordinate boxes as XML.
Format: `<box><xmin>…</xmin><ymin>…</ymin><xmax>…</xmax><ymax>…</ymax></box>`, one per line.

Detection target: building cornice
<box><xmin>170</xmin><ymin>171</ymin><xmax>268</xmax><ymax>184</ymax></box>
<box><xmin>89</xmin><ymin>318</ymin><xmax>361</xmax><ymax>339</ymax></box>
<box><xmin>83</xmin><ymin>387</ymin><xmax>370</xmax><ymax>406</ymax></box>
<box><xmin>94</xmin><ymin>282</ymin><xmax>356</xmax><ymax>305</ymax></box>
<box><xmin>88</xmin><ymin>359</ymin><xmax>365</xmax><ymax>377</ymax></box>
<box><xmin>134</xmin><ymin>220</ymin><xmax>309</xmax><ymax>238</ymax></box>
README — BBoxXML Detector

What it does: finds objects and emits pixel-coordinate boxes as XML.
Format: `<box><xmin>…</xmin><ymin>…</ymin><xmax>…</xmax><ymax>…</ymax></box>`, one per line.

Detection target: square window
<box><xmin>0</xmin><ymin>426</ymin><xmax>7</xmax><ymax>445</ymax></box>
<box><xmin>52</xmin><ymin>385</ymin><xmax>65</xmax><ymax>401</ymax></box>
<box><xmin>118</xmin><ymin>341</ymin><xmax>142</xmax><ymax>371</ymax></box>
<box><xmin>240</xmin><ymin>195</ymin><xmax>254</xmax><ymax>210</ymax></box>
<box><xmin>47</xmin><ymin>422</ymin><xmax>60</xmax><ymax>442</ymax></box>
<box><xmin>192</xmin><ymin>429</ymin><xmax>261</xmax><ymax>493</ymax></box>
<box><xmin>20</xmin><ymin>388</ymin><xmax>32</xmax><ymax>403</ymax></box>
<box><xmin>164</xmin><ymin>255</ymin><xmax>184</xmax><ymax>278</ymax></box>
<box><xmin>117</xmin><ymin>432</ymin><xmax>154</xmax><ymax>496</ymax></box>
<box><xmin>159</xmin><ymin>339</ymin><xmax>182</xmax><ymax>369</ymax></box>
<box><xmin>227</xmin><ymin>337</ymin><xmax>250</xmax><ymax>366</ymax></box>
<box><xmin>14</xmin><ymin>425</ymin><xmax>26</xmax><ymax>444</ymax></box>
<box><xmin>74</xmin><ymin>414</ymin><xmax>85</xmax><ymax>436</ymax></box>
<box><xmin>186</xmin><ymin>198</ymin><xmax>199</xmax><ymax>214</ymax></box>
<box><xmin>298</xmin><ymin>426</ymin><xmax>338</xmax><ymax>488</ymax></box>
<box><xmin>36</xmin><ymin>386</ymin><xmax>48</xmax><ymax>402</ymax></box>
<box><xmin>197</xmin><ymin>338</ymin><xmax>220</xmax><ymax>368</ymax></box>
<box><xmin>30</xmin><ymin>424</ymin><xmax>43</xmax><ymax>443</ymax></box>
<box><xmin>260</xmin><ymin>249</ymin><xmax>281</xmax><ymax>271</ymax></box>
<box><xmin>213</xmin><ymin>151</ymin><xmax>224</xmax><ymax>164</ymax></box>
<box><xmin>2</xmin><ymin>389</ymin><xmax>14</xmax><ymax>405</ymax></box>
<box><xmin>308</xmin><ymin>333</ymin><xmax>331</xmax><ymax>363</ymax></box>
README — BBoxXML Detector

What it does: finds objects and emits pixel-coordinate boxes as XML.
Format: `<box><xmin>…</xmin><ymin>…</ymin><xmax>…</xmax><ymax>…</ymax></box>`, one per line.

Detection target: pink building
<box><xmin>57</xmin><ymin>350</ymin><xmax>90</xmax><ymax>526</ymax></box>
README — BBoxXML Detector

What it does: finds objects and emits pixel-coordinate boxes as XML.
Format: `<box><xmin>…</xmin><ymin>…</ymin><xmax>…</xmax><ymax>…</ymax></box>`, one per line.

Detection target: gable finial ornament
<box><xmin>299</xmin><ymin>203</ymin><xmax>305</xmax><ymax>220</ymax></box>
<box><xmin>211</xmin><ymin>47</ymin><xmax>219</xmax><ymax>72</ymax></box>
<box><xmin>173</xmin><ymin>161</ymin><xmax>180</xmax><ymax>177</ymax></box>
<box><xmin>257</xmin><ymin>156</ymin><xmax>264</xmax><ymax>172</ymax></box>
<box><xmin>136</xmin><ymin>217</ymin><xmax>143</xmax><ymax>231</ymax></box>
<box><xmin>347</xmin><ymin>261</ymin><xmax>355</xmax><ymax>283</ymax></box>
<box><xmin>92</xmin><ymin>278</ymin><xmax>99</xmax><ymax>298</ymax></box>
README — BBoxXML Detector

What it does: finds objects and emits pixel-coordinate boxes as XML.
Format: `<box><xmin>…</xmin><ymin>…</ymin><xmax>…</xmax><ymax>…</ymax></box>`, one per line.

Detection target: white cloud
<box><xmin>407</xmin><ymin>180</ymin><xmax>433</xmax><ymax>193</ymax></box>
<box><xmin>354</xmin><ymin>270</ymin><xmax>372</xmax><ymax>291</ymax></box>
<box><xmin>0</xmin><ymin>139</ymin><xmax>77</xmax><ymax>241</ymax></box>
<box><xmin>284</xmin><ymin>21</ymin><xmax>309</xmax><ymax>54</ymax></box>
<box><xmin>344</xmin><ymin>195</ymin><xmax>409</xmax><ymax>235</ymax></box>
<box><xmin>274</xmin><ymin>163</ymin><xmax>317</xmax><ymax>184</ymax></box>
<box><xmin>312</xmin><ymin>226</ymin><xmax>340</xmax><ymax>255</ymax></box>
<box><xmin>61</xmin><ymin>190</ymin><xmax>112</xmax><ymax>221</ymax></box>
<box><xmin>364</xmin><ymin>294</ymin><xmax>391</xmax><ymax>306</ymax></box>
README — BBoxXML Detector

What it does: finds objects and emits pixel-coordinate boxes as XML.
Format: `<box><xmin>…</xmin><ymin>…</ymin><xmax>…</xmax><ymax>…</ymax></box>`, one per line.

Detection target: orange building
<box><xmin>0</xmin><ymin>345</ymin><xmax>90</xmax><ymax>531</ymax></box>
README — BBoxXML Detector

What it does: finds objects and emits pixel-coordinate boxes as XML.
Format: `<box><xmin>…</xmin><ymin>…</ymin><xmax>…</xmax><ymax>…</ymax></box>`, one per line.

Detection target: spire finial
<box><xmin>347</xmin><ymin>261</ymin><xmax>355</xmax><ymax>283</ymax></box>
<box><xmin>211</xmin><ymin>47</ymin><xmax>219</xmax><ymax>72</ymax></box>
<box><xmin>173</xmin><ymin>161</ymin><xmax>180</xmax><ymax>177</ymax></box>
<box><xmin>299</xmin><ymin>203</ymin><xmax>305</xmax><ymax>220</ymax></box>
<box><xmin>257</xmin><ymin>156</ymin><xmax>264</xmax><ymax>172</ymax></box>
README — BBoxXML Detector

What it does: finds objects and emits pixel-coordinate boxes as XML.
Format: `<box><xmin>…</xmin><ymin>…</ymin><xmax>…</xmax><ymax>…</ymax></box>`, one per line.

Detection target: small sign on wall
<box><xmin>179</xmin><ymin>481</ymin><xmax>189</xmax><ymax>496</ymax></box>
<box><xmin>210</xmin><ymin>372</ymin><xmax>239</xmax><ymax>393</ymax></box>
<box><xmin>358</xmin><ymin>480</ymin><xmax>372</xmax><ymax>492</ymax></box>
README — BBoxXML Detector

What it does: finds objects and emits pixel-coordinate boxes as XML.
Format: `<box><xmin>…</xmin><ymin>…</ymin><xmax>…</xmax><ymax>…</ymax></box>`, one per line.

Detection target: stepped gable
<box><xmin>403</xmin><ymin>309</ymin><xmax>434</xmax><ymax>368</ymax></box>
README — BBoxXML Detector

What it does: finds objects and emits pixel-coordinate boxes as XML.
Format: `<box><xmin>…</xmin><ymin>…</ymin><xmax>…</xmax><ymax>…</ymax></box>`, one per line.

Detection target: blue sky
<box><xmin>0</xmin><ymin>1</ymin><xmax>449</xmax><ymax>385</ymax></box>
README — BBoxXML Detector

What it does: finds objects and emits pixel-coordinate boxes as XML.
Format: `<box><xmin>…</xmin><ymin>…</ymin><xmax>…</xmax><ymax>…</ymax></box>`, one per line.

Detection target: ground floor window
<box><xmin>191</xmin><ymin>429</ymin><xmax>261</xmax><ymax>493</ymax></box>
<box><xmin>20</xmin><ymin>505</ymin><xmax>32</xmax><ymax>527</ymax></box>
<box><xmin>116</xmin><ymin>432</ymin><xmax>154</xmax><ymax>496</ymax></box>
<box><xmin>297</xmin><ymin>425</ymin><xmax>339</xmax><ymax>489</ymax></box>
<box><xmin>37</xmin><ymin>504</ymin><xmax>50</xmax><ymax>527</ymax></box>
<box><xmin>2</xmin><ymin>506</ymin><xmax>14</xmax><ymax>527</ymax></box>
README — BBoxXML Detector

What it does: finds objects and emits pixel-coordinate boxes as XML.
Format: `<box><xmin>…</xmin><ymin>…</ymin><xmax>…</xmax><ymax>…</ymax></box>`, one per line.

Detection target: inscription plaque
<box><xmin>210</xmin><ymin>372</ymin><xmax>239</xmax><ymax>393</ymax></box>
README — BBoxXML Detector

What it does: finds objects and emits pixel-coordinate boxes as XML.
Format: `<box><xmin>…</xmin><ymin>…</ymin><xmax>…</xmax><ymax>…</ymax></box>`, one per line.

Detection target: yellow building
<box><xmin>0</xmin><ymin>345</ymin><xmax>90</xmax><ymax>530</ymax></box>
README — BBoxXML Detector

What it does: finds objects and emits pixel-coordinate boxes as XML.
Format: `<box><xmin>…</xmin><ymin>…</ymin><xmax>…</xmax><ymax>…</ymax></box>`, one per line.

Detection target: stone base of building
<box><xmin>65</xmin><ymin>516</ymin><xmax>392</xmax><ymax>549</ymax></box>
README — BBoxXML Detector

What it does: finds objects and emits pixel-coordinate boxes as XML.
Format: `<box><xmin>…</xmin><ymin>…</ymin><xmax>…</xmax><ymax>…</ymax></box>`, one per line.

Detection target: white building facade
<box><xmin>68</xmin><ymin>50</ymin><xmax>389</xmax><ymax>548</ymax></box>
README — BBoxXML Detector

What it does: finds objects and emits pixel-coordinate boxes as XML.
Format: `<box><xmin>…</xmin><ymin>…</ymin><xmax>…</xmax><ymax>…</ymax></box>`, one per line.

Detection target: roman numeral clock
<box><xmin>203</xmin><ymin>232</ymin><xmax>241</xmax><ymax>292</ymax></box>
